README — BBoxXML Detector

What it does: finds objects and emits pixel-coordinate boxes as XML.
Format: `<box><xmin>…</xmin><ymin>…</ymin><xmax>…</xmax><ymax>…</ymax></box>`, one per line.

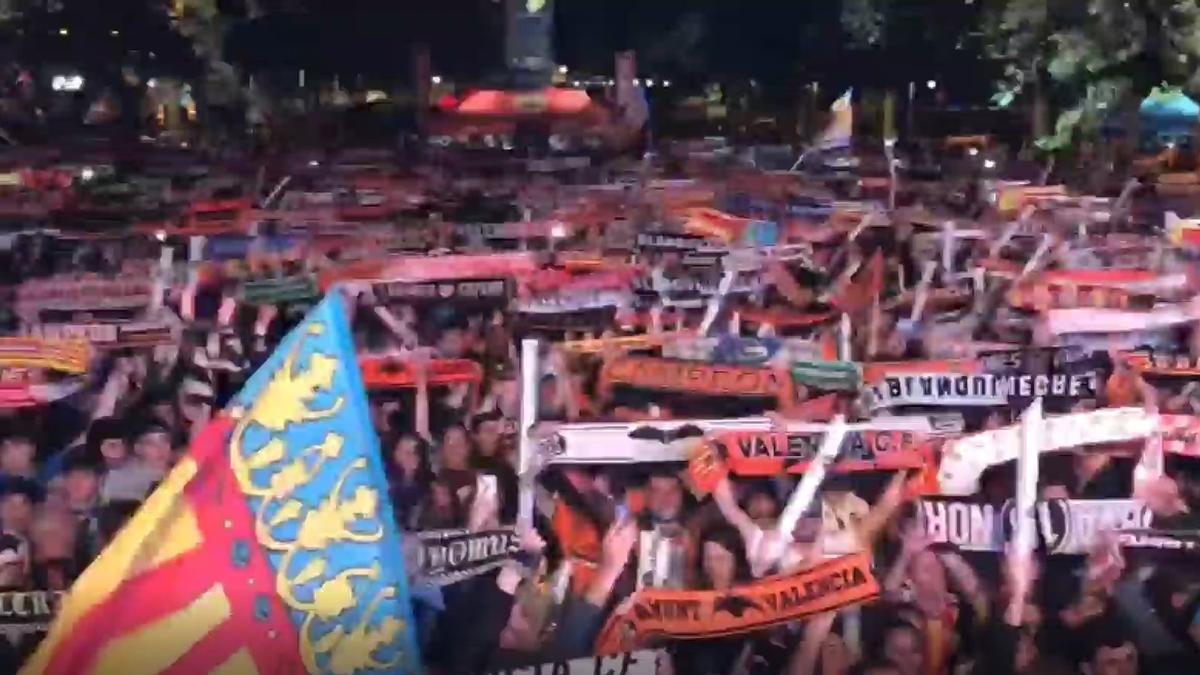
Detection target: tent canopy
<box><xmin>1140</xmin><ymin>87</ymin><xmax>1200</xmax><ymax>123</ymax></box>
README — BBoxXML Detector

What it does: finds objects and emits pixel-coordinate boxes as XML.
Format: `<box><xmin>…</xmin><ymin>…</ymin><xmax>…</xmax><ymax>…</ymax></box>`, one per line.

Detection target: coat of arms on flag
<box><xmin>22</xmin><ymin>293</ymin><xmax>420</xmax><ymax>675</ymax></box>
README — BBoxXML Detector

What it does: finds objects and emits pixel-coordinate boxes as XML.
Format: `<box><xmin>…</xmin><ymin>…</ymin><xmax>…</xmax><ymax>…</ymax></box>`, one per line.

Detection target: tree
<box><xmin>984</xmin><ymin>0</ymin><xmax>1200</xmax><ymax>151</ymax></box>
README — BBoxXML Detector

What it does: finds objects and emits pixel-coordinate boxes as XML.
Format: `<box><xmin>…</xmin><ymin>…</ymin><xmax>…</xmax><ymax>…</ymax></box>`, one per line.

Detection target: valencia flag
<box><xmin>21</xmin><ymin>294</ymin><xmax>420</xmax><ymax>675</ymax></box>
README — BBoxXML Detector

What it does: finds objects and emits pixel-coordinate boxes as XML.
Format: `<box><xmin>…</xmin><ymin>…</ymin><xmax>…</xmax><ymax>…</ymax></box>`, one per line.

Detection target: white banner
<box><xmin>938</xmin><ymin>407</ymin><xmax>1158</xmax><ymax>495</ymax></box>
<box><xmin>919</xmin><ymin>498</ymin><xmax>1151</xmax><ymax>555</ymax></box>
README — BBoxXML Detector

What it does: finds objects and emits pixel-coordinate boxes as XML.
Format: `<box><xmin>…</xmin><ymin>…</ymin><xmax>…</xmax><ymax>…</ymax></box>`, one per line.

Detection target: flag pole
<box><xmin>1014</xmin><ymin>398</ymin><xmax>1043</xmax><ymax>560</ymax></box>
<box><xmin>517</xmin><ymin>338</ymin><xmax>540</xmax><ymax>535</ymax></box>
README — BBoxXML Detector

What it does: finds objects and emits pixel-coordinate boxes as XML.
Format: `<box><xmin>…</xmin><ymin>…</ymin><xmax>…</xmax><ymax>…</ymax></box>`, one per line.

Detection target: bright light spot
<box><xmin>571</xmin><ymin>80</ymin><xmax>580</xmax><ymax>87</ymax></box>
<box><xmin>147</xmin><ymin>78</ymin><xmax>158</xmax><ymax>88</ymax></box>
<box><xmin>550</xmin><ymin>224</ymin><xmax>567</xmax><ymax>239</ymax></box>
<box><xmin>607</xmin><ymin>78</ymin><xmax>615</xmax><ymax>86</ymax></box>
<box><xmin>967</xmin><ymin>147</ymin><xmax>979</xmax><ymax>157</ymax></box>
<box><xmin>983</xmin><ymin>159</ymin><xmax>997</xmax><ymax>169</ymax></box>
<box><xmin>155</xmin><ymin>230</ymin><xmax>167</xmax><ymax>242</ymax></box>
<box><xmin>646</xmin><ymin>79</ymin><xmax>655</xmax><ymax>87</ymax></box>
<box><xmin>431</xmin><ymin>75</ymin><xmax>442</xmax><ymax>84</ymax></box>
<box><xmin>80</xmin><ymin>167</ymin><xmax>95</xmax><ymax>181</ymax></box>
<box><xmin>926</xmin><ymin>80</ymin><xmax>937</xmax><ymax>90</ymax></box>
<box><xmin>58</xmin><ymin>28</ymin><xmax>69</xmax><ymax>36</ymax></box>
<box><xmin>110</xmin><ymin>30</ymin><xmax>119</xmax><ymax>36</ymax></box>
<box><xmin>663</xmin><ymin>80</ymin><xmax>672</xmax><ymax>87</ymax></box>
<box><xmin>633</xmin><ymin>78</ymin><xmax>641</xmax><ymax>86</ymax></box>
<box><xmin>557</xmin><ymin>65</ymin><xmax>568</xmax><ymax>74</ymax></box>
<box><xmin>51</xmin><ymin>75</ymin><xmax>84</xmax><ymax>92</ymax></box>
<box><xmin>308</xmin><ymin>160</ymin><xmax>320</xmax><ymax>168</ymax></box>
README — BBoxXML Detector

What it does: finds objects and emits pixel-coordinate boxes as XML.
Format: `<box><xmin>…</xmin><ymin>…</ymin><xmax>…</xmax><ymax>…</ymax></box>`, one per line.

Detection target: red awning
<box><xmin>454</xmin><ymin>87</ymin><xmax>594</xmax><ymax>117</ymax></box>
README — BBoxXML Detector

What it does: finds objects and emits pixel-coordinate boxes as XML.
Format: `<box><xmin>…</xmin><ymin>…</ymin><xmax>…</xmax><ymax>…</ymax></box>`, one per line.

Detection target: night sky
<box><xmin>224</xmin><ymin>1</ymin><xmax>996</xmax><ymax>101</ymax></box>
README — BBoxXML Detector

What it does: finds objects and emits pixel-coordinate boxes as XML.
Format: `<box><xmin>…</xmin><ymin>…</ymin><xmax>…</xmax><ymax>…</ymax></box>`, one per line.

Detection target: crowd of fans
<box><xmin>1</xmin><ymin>170</ymin><xmax>1199</xmax><ymax>675</ymax></box>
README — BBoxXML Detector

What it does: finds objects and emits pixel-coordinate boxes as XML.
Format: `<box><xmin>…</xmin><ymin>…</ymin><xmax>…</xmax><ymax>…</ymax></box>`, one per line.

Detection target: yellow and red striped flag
<box><xmin>22</xmin><ymin>293</ymin><xmax>420</xmax><ymax>675</ymax></box>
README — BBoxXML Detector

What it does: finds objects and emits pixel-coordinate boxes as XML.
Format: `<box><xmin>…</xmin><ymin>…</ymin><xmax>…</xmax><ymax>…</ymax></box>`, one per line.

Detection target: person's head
<box><xmin>698</xmin><ymin>525</ymin><xmax>748</xmax><ymax>591</ymax></box>
<box><xmin>646</xmin><ymin>472</ymin><xmax>684</xmax><ymax>523</ymax></box>
<box><xmin>743</xmin><ymin>483</ymin><xmax>781</xmax><ymax>527</ymax></box>
<box><xmin>133</xmin><ymin>419</ymin><xmax>174</xmax><ymax>473</ymax></box>
<box><xmin>62</xmin><ymin>455</ymin><xmax>101</xmax><ymax>510</ymax></box>
<box><xmin>28</xmin><ymin>507</ymin><xmax>76</xmax><ymax>562</ymax></box>
<box><xmin>881</xmin><ymin>621</ymin><xmax>925</xmax><ymax>675</ymax></box>
<box><xmin>391</xmin><ymin>434</ymin><xmax>431</xmax><ymax>482</ymax></box>
<box><xmin>0</xmin><ymin>478</ymin><xmax>42</xmax><ymax>536</ymax></box>
<box><xmin>1082</xmin><ymin>626</ymin><xmax>1138</xmax><ymax>675</ymax></box>
<box><xmin>436</xmin><ymin>326</ymin><xmax>467</xmax><ymax>358</ymax></box>
<box><xmin>0</xmin><ymin>434</ymin><xmax>36</xmax><ymax>477</ymax></box>
<box><xmin>440</xmin><ymin>424</ymin><xmax>472</xmax><ymax>471</ymax></box>
<box><xmin>471</xmin><ymin>411</ymin><xmax>506</xmax><ymax>458</ymax></box>
<box><xmin>87</xmin><ymin>417</ymin><xmax>128</xmax><ymax>468</ymax></box>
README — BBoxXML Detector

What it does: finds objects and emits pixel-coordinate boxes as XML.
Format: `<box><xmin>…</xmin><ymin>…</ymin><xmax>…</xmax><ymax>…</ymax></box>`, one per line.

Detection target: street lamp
<box><xmin>926</xmin><ymin>79</ymin><xmax>937</xmax><ymax>90</ymax></box>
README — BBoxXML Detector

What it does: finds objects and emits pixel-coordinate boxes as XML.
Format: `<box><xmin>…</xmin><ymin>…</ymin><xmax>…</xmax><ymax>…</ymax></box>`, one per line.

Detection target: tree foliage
<box><xmin>984</xmin><ymin>0</ymin><xmax>1200</xmax><ymax>151</ymax></box>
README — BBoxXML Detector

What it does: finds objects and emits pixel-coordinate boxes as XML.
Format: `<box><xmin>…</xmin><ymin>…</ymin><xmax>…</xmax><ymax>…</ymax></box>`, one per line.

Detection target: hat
<box><xmin>86</xmin><ymin>417</ymin><xmax>127</xmax><ymax>455</ymax></box>
<box><xmin>134</xmin><ymin>416</ymin><xmax>173</xmax><ymax>439</ymax></box>
<box><xmin>0</xmin><ymin>476</ymin><xmax>44</xmax><ymax>503</ymax></box>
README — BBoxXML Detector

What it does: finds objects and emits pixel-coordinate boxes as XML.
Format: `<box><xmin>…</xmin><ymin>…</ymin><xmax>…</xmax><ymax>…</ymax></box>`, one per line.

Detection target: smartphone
<box><xmin>614</xmin><ymin>504</ymin><xmax>630</xmax><ymax>523</ymax></box>
<box><xmin>476</xmin><ymin>474</ymin><xmax>498</xmax><ymax>504</ymax></box>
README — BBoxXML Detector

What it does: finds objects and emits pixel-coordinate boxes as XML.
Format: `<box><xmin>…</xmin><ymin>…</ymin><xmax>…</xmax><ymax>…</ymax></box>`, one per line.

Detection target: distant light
<box><xmin>110</xmin><ymin>30</ymin><xmax>119</xmax><ymax>36</ymax></box>
<box><xmin>646</xmin><ymin>79</ymin><xmax>655</xmax><ymax>87</ymax></box>
<box><xmin>431</xmin><ymin>75</ymin><xmax>442</xmax><ymax>84</ymax></box>
<box><xmin>550</xmin><ymin>223</ymin><xmax>567</xmax><ymax>239</ymax></box>
<box><xmin>967</xmin><ymin>147</ymin><xmax>979</xmax><ymax>157</ymax></box>
<box><xmin>307</xmin><ymin>160</ymin><xmax>320</xmax><ymax>168</ymax></box>
<box><xmin>633</xmin><ymin>78</ymin><xmax>641</xmax><ymax>86</ymax></box>
<box><xmin>147</xmin><ymin>78</ymin><xmax>158</xmax><ymax>88</ymax></box>
<box><xmin>51</xmin><ymin>74</ymin><xmax>84</xmax><ymax>92</ymax></box>
<box><xmin>80</xmin><ymin>167</ymin><xmax>95</xmax><ymax>181</ymax></box>
<box><xmin>557</xmin><ymin>65</ymin><xmax>568</xmax><ymax>74</ymax></box>
<box><xmin>662</xmin><ymin>80</ymin><xmax>672</xmax><ymax>87</ymax></box>
<box><xmin>983</xmin><ymin>159</ymin><xmax>997</xmax><ymax>169</ymax></box>
<box><xmin>155</xmin><ymin>230</ymin><xmax>167</xmax><ymax>242</ymax></box>
<box><xmin>607</xmin><ymin>78</ymin><xmax>615</xmax><ymax>86</ymax></box>
<box><xmin>926</xmin><ymin>79</ymin><xmax>937</xmax><ymax>90</ymax></box>
<box><xmin>58</xmin><ymin>28</ymin><xmax>69</xmax><ymax>36</ymax></box>
<box><xmin>571</xmin><ymin>80</ymin><xmax>581</xmax><ymax>87</ymax></box>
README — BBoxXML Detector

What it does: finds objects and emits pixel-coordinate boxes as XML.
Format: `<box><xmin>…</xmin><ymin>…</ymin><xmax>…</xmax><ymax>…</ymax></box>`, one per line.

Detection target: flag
<box><xmin>815</xmin><ymin>88</ymin><xmax>853</xmax><ymax>152</ymax></box>
<box><xmin>22</xmin><ymin>293</ymin><xmax>420</xmax><ymax>675</ymax></box>
<box><xmin>832</xmin><ymin>250</ymin><xmax>885</xmax><ymax>315</ymax></box>
<box><xmin>615</xmin><ymin>50</ymin><xmax>649</xmax><ymax>130</ymax></box>
<box><xmin>682</xmin><ymin>207</ymin><xmax>751</xmax><ymax>243</ymax></box>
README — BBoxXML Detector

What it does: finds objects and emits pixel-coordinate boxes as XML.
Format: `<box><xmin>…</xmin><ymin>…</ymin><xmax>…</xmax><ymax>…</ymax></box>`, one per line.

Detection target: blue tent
<box><xmin>1140</xmin><ymin>88</ymin><xmax>1200</xmax><ymax>133</ymax></box>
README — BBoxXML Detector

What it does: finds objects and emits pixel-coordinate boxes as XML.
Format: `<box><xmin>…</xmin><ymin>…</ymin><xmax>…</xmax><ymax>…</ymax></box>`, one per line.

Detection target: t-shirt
<box><xmin>100</xmin><ymin>462</ymin><xmax>163</xmax><ymax>503</ymax></box>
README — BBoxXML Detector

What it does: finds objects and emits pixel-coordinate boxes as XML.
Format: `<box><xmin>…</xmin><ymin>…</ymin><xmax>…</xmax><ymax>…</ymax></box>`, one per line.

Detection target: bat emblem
<box><xmin>713</xmin><ymin>594</ymin><xmax>762</xmax><ymax>618</ymax></box>
<box><xmin>628</xmin><ymin>424</ymin><xmax>706</xmax><ymax>444</ymax></box>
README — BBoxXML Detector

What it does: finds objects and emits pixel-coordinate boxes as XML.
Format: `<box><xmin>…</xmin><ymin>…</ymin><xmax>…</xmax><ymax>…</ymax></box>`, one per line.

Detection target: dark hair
<box><xmin>1081</xmin><ymin>618</ymin><xmax>1136</xmax><ymax>665</ymax></box>
<box><xmin>86</xmin><ymin>417</ymin><xmax>127</xmax><ymax>458</ymax></box>
<box><xmin>389</xmin><ymin>433</ymin><xmax>435</xmax><ymax>486</ymax></box>
<box><xmin>695</xmin><ymin>523</ymin><xmax>751</xmax><ymax>588</ymax></box>
<box><xmin>470</xmin><ymin>409</ymin><xmax>504</xmax><ymax>434</ymax></box>
<box><xmin>871</xmin><ymin>617</ymin><xmax>922</xmax><ymax>663</ymax></box>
